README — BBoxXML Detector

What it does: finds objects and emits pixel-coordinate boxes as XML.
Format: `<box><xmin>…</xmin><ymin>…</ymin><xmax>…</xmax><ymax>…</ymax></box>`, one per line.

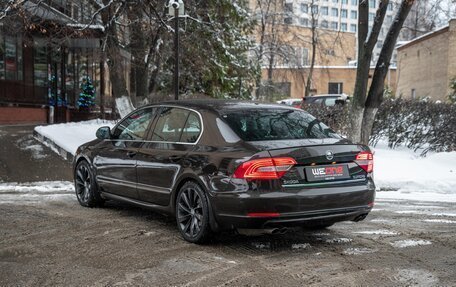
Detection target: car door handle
<box><xmin>126</xmin><ymin>151</ymin><xmax>137</xmax><ymax>158</ymax></box>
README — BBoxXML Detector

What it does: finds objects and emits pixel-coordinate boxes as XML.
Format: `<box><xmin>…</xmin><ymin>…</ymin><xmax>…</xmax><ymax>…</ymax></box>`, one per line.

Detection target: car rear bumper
<box><xmin>209</xmin><ymin>180</ymin><xmax>375</xmax><ymax>230</ymax></box>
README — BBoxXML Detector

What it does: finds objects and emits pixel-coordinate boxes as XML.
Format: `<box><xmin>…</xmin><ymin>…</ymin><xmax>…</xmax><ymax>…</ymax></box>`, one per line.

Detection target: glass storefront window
<box><xmin>17</xmin><ymin>37</ymin><xmax>23</xmax><ymax>81</ymax></box>
<box><xmin>5</xmin><ymin>36</ymin><xmax>17</xmax><ymax>80</ymax></box>
<box><xmin>34</xmin><ymin>45</ymin><xmax>48</xmax><ymax>86</ymax></box>
<box><xmin>0</xmin><ymin>34</ymin><xmax>4</xmax><ymax>80</ymax></box>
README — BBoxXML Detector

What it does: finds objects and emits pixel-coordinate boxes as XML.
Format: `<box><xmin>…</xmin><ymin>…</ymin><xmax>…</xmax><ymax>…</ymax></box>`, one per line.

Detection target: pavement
<box><xmin>1</xmin><ymin>125</ymin><xmax>456</xmax><ymax>286</ymax></box>
<box><xmin>0</xmin><ymin>125</ymin><xmax>72</xmax><ymax>182</ymax></box>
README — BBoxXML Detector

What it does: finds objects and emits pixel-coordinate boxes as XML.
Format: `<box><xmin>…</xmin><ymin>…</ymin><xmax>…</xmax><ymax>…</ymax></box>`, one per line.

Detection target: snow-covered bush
<box><xmin>304</xmin><ymin>99</ymin><xmax>456</xmax><ymax>155</ymax></box>
<box><xmin>449</xmin><ymin>78</ymin><xmax>456</xmax><ymax>104</ymax></box>
<box><xmin>371</xmin><ymin>99</ymin><xmax>456</xmax><ymax>155</ymax></box>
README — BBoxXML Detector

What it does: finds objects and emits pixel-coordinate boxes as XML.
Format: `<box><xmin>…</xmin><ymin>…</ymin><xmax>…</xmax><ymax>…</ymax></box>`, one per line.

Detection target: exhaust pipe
<box><xmin>271</xmin><ymin>227</ymin><xmax>288</xmax><ymax>235</ymax></box>
<box><xmin>352</xmin><ymin>213</ymin><xmax>368</xmax><ymax>222</ymax></box>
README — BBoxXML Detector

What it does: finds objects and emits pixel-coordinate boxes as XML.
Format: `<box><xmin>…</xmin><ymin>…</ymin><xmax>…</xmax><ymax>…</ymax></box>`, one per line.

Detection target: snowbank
<box><xmin>373</xmin><ymin>141</ymin><xmax>456</xmax><ymax>194</ymax></box>
<box><xmin>34</xmin><ymin>119</ymin><xmax>115</xmax><ymax>156</ymax></box>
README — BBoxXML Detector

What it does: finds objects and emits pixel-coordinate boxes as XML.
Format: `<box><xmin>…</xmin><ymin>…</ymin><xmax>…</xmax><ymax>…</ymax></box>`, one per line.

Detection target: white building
<box><xmin>283</xmin><ymin>0</ymin><xmax>401</xmax><ymax>64</ymax></box>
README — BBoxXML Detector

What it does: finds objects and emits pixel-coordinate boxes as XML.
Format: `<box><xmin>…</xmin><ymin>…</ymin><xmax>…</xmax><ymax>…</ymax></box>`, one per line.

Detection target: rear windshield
<box><xmin>222</xmin><ymin>109</ymin><xmax>340</xmax><ymax>141</ymax></box>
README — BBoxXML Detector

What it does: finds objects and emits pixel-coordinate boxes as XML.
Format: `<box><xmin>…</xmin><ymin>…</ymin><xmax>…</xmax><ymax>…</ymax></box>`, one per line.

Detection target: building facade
<box><xmin>396</xmin><ymin>19</ymin><xmax>456</xmax><ymax>102</ymax></box>
<box><xmin>249</xmin><ymin>0</ymin><xmax>399</xmax><ymax>100</ymax></box>
<box><xmin>0</xmin><ymin>0</ymin><xmax>129</xmax><ymax>124</ymax></box>
<box><xmin>282</xmin><ymin>0</ymin><xmax>401</xmax><ymax>64</ymax></box>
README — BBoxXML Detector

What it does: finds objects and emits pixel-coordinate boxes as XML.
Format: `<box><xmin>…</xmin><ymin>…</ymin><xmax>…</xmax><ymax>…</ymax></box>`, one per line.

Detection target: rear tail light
<box><xmin>355</xmin><ymin>151</ymin><xmax>374</xmax><ymax>173</ymax></box>
<box><xmin>233</xmin><ymin>157</ymin><xmax>297</xmax><ymax>180</ymax></box>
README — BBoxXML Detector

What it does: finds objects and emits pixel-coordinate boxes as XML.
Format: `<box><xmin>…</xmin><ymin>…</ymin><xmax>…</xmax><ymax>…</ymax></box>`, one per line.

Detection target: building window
<box><xmin>351</xmin><ymin>10</ymin><xmax>357</xmax><ymax>19</ymax></box>
<box><xmin>331</xmin><ymin>8</ymin><xmax>338</xmax><ymax>17</ymax></box>
<box><xmin>377</xmin><ymin>40</ymin><xmax>383</xmax><ymax>48</ymax></box>
<box><xmin>350</xmin><ymin>24</ymin><xmax>357</xmax><ymax>32</ymax></box>
<box><xmin>0</xmin><ymin>35</ymin><xmax>24</xmax><ymax>81</ymax></box>
<box><xmin>300</xmin><ymin>3</ymin><xmax>308</xmax><ymax>13</ymax></box>
<box><xmin>302</xmin><ymin>48</ymin><xmax>309</xmax><ymax>66</ymax></box>
<box><xmin>341</xmin><ymin>0</ymin><xmax>348</xmax><ymax>4</ymax></box>
<box><xmin>369</xmin><ymin>12</ymin><xmax>375</xmax><ymax>22</ymax></box>
<box><xmin>369</xmin><ymin>0</ymin><xmax>376</xmax><ymax>7</ymax></box>
<box><xmin>34</xmin><ymin>45</ymin><xmax>48</xmax><ymax>86</ymax></box>
<box><xmin>4</xmin><ymin>36</ymin><xmax>17</xmax><ymax>80</ymax></box>
<box><xmin>341</xmin><ymin>9</ymin><xmax>348</xmax><ymax>18</ymax></box>
<box><xmin>332</xmin><ymin>0</ymin><xmax>339</xmax><ymax>3</ymax></box>
<box><xmin>0</xmin><ymin>35</ymin><xmax>4</xmax><ymax>80</ymax></box>
<box><xmin>388</xmin><ymin>2</ymin><xmax>393</xmax><ymax>11</ymax></box>
<box><xmin>284</xmin><ymin>16</ymin><xmax>293</xmax><ymax>24</ymax></box>
<box><xmin>284</xmin><ymin>3</ymin><xmax>293</xmax><ymax>14</ymax></box>
<box><xmin>321</xmin><ymin>20</ymin><xmax>329</xmax><ymax>28</ymax></box>
<box><xmin>311</xmin><ymin>5</ymin><xmax>318</xmax><ymax>14</ymax></box>
<box><xmin>329</xmin><ymin>82</ymin><xmax>343</xmax><ymax>94</ymax></box>
<box><xmin>331</xmin><ymin>21</ymin><xmax>338</xmax><ymax>30</ymax></box>
<box><xmin>299</xmin><ymin>17</ymin><xmax>309</xmax><ymax>26</ymax></box>
<box><xmin>387</xmin><ymin>15</ymin><xmax>393</xmax><ymax>22</ymax></box>
<box><xmin>321</xmin><ymin>6</ymin><xmax>329</xmax><ymax>15</ymax></box>
<box><xmin>351</xmin><ymin>0</ymin><xmax>358</xmax><ymax>5</ymax></box>
<box><xmin>341</xmin><ymin>23</ymin><xmax>347</xmax><ymax>31</ymax></box>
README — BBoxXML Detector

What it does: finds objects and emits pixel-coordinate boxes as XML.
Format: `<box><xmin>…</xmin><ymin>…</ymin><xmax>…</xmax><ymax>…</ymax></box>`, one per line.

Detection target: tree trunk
<box><xmin>350</xmin><ymin>0</ymin><xmax>389</xmax><ymax>143</ymax></box>
<box><xmin>129</xmin><ymin>4</ymin><xmax>149</xmax><ymax>105</ymax></box>
<box><xmin>361</xmin><ymin>0</ymin><xmax>415</xmax><ymax>144</ymax></box>
<box><xmin>101</xmin><ymin>1</ymin><xmax>129</xmax><ymax>114</ymax></box>
<box><xmin>360</xmin><ymin>107</ymin><xmax>378</xmax><ymax>144</ymax></box>
<box><xmin>304</xmin><ymin>0</ymin><xmax>317</xmax><ymax>99</ymax></box>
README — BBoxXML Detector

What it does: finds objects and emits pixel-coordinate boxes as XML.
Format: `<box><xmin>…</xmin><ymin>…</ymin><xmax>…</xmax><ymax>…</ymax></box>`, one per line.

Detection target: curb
<box><xmin>33</xmin><ymin>130</ymin><xmax>74</xmax><ymax>163</ymax></box>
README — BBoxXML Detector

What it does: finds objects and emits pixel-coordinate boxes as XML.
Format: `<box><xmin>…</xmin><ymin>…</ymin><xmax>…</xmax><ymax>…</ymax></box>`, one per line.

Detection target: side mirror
<box><xmin>96</xmin><ymin>126</ymin><xmax>112</xmax><ymax>140</ymax></box>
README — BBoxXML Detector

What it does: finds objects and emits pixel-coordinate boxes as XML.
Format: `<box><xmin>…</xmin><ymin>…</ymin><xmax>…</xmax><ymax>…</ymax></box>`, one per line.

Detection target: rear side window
<box><xmin>151</xmin><ymin>107</ymin><xmax>190</xmax><ymax>142</ymax></box>
<box><xmin>324</xmin><ymin>97</ymin><xmax>338</xmax><ymax>106</ymax></box>
<box><xmin>180</xmin><ymin>112</ymin><xmax>202</xmax><ymax>143</ymax></box>
<box><xmin>223</xmin><ymin>109</ymin><xmax>340</xmax><ymax>141</ymax></box>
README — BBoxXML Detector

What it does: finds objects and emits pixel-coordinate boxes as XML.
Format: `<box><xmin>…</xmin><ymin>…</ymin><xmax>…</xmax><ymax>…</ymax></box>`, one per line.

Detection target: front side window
<box><xmin>151</xmin><ymin>107</ymin><xmax>190</xmax><ymax>142</ymax></box>
<box><xmin>114</xmin><ymin>108</ymin><xmax>155</xmax><ymax>140</ymax></box>
<box><xmin>223</xmin><ymin>109</ymin><xmax>340</xmax><ymax>141</ymax></box>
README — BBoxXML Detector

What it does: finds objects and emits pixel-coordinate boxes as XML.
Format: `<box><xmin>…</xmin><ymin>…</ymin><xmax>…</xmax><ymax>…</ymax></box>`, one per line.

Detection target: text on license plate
<box><xmin>305</xmin><ymin>164</ymin><xmax>350</xmax><ymax>182</ymax></box>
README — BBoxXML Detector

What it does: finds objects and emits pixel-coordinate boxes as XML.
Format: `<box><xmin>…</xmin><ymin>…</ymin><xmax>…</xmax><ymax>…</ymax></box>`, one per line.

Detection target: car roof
<box><xmin>149</xmin><ymin>99</ymin><xmax>295</xmax><ymax>113</ymax></box>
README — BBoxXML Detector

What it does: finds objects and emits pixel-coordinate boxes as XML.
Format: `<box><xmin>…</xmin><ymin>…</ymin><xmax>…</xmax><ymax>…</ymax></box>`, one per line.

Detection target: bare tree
<box><xmin>304</xmin><ymin>0</ymin><xmax>317</xmax><ymax>99</ymax></box>
<box><xmin>402</xmin><ymin>0</ymin><xmax>443</xmax><ymax>39</ymax></box>
<box><xmin>350</xmin><ymin>0</ymin><xmax>415</xmax><ymax>144</ymax></box>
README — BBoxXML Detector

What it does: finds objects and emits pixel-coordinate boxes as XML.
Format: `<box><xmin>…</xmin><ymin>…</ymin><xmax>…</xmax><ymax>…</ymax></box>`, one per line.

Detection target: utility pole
<box><xmin>174</xmin><ymin>5</ymin><xmax>179</xmax><ymax>100</ymax></box>
<box><xmin>169</xmin><ymin>0</ymin><xmax>184</xmax><ymax>100</ymax></box>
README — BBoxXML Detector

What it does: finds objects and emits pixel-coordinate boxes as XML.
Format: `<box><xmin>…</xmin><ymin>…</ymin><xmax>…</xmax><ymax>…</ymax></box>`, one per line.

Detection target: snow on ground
<box><xmin>0</xmin><ymin>181</ymin><xmax>74</xmax><ymax>193</ymax></box>
<box><xmin>352</xmin><ymin>230</ymin><xmax>399</xmax><ymax>236</ymax></box>
<box><xmin>34</xmin><ymin>119</ymin><xmax>115</xmax><ymax>155</ymax></box>
<box><xmin>343</xmin><ymin>247</ymin><xmax>377</xmax><ymax>255</ymax></box>
<box><xmin>32</xmin><ymin>120</ymin><xmax>456</xmax><ymax>202</ymax></box>
<box><xmin>373</xmin><ymin>140</ymin><xmax>456</xmax><ymax>194</ymax></box>
<box><xmin>0</xmin><ymin>181</ymin><xmax>74</xmax><ymax>204</ymax></box>
<box><xmin>390</xmin><ymin>239</ymin><xmax>432</xmax><ymax>248</ymax></box>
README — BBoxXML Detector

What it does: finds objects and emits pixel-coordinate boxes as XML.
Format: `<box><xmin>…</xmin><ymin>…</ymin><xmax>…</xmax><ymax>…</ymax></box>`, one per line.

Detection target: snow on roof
<box><xmin>397</xmin><ymin>25</ymin><xmax>450</xmax><ymax>50</ymax></box>
<box><xmin>66</xmin><ymin>23</ymin><xmax>105</xmax><ymax>32</ymax></box>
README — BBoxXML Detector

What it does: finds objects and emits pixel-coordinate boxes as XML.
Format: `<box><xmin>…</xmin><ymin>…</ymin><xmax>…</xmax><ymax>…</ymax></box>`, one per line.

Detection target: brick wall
<box><xmin>397</xmin><ymin>24</ymin><xmax>451</xmax><ymax>102</ymax></box>
<box><xmin>0</xmin><ymin>107</ymin><xmax>48</xmax><ymax>125</ymax></box>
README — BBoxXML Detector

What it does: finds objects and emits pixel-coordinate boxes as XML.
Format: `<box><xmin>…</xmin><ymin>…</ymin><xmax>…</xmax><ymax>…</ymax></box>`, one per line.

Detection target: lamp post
<box><xmin>169</xmin><ymin>0</ymin><xmax>184</xmax><ymax>100</ymax></box>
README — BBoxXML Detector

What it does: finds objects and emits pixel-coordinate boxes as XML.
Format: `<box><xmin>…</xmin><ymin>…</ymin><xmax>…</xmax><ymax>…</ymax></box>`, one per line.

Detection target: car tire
<box><xmin>176</xmin><ymin>181</ymin><xmax>212</xmax><ymax>244</ymax></box>
<box><xmin>74</xmin><ymin>160</ymin><xmax>104</xmax><ymax>208</ymax></box>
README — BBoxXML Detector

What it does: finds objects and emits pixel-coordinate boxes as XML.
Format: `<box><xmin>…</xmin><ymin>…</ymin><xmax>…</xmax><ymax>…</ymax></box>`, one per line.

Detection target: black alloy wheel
<box><xmin>75</xmin><ymin>160</ymin><xmax>104</xmax><ymax>207</ymax></box>
<box><xmin>176</xmin><ymin>181</ymin><xmax>211</xmax><ymax>243</ymax></box>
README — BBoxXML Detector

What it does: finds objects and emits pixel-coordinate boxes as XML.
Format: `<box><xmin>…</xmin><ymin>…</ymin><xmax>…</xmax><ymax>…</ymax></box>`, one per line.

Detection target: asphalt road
<box><xmin>1</xmin><ymin>125</ymin><xmax>455</xmax><ymax>287</ymax></box>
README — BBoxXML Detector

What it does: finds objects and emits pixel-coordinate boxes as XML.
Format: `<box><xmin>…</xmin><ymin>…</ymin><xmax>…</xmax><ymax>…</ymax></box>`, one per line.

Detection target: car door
<box><xmin>136</xmin><ymin>107</ymin><xmax>202</xmax><ymax>206</ymax></box>
<box><xmin>94</xmin><ymin>107</ymin><xmax>156</xmax><ymax>199</ymax></box>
